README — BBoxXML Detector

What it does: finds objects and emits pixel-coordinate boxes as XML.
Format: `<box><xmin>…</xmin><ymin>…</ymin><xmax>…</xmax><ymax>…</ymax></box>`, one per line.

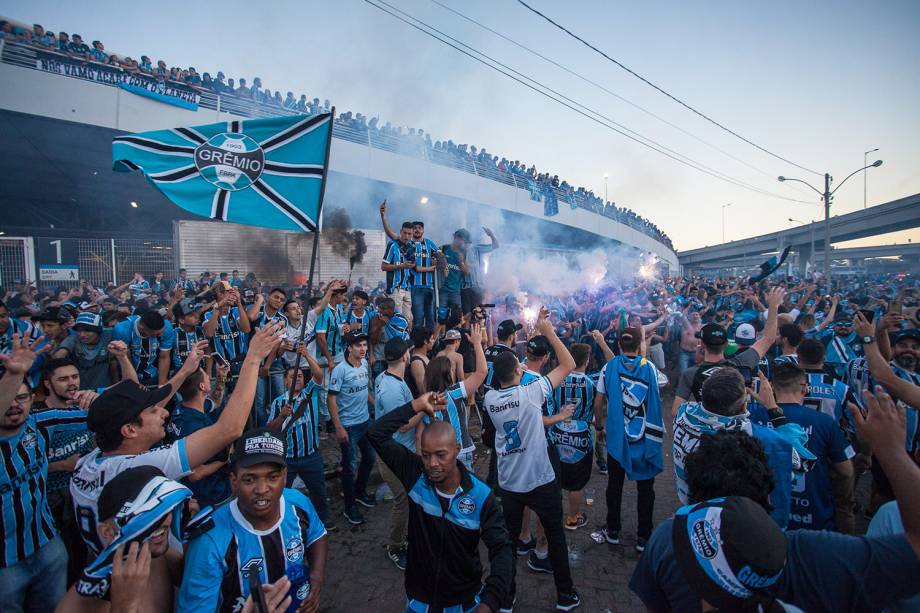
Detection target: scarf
<box><xmin>605</xmin><ymin>355</ymin><xmax>664</xmax><ymax>481</ymax></box>
<box><xmin>76</xmin><ymin>477</ymin><xmax>193</xmax><ymax>599</ymax></box>
<box><xmin>672</xmin><ymin>402</ymin><xmax>798</xmax><ymax>529</ymax></box>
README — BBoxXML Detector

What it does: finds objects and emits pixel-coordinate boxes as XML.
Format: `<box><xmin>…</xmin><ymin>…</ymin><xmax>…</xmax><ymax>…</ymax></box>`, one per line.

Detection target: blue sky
<box><xmin>3</xmin><ymin>0</ymin><xmax>918</xmax><ymax>250</ymax></box>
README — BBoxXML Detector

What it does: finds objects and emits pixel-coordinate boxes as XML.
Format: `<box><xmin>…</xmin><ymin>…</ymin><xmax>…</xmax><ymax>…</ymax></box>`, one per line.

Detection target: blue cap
<box><xmin>74</xmin><ymin>312</ymin><xmax>103</xmax><ymax>332</ymax></box>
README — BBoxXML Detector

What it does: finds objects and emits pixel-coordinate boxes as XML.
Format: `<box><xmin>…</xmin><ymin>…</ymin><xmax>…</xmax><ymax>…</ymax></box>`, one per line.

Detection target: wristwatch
<box><xmin>862</xmin><ymin>335</ymin><xmax>876</xmax><ymax>344</ymax></box>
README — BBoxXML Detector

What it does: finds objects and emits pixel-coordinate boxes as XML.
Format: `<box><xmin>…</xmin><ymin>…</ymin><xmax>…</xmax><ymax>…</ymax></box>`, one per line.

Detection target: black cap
<box><xmin>344</xmin><ymin>329</ymin><xmax>368</xmax><ymax>345</ymax></box>
<box><xmin>697</xmin><ymin>323</ymin><xmax>728</xmax><ymax>346</ymax></box>
<box><xmin>98</xmin><ymin>466</ymin><xmax>165</xmax><ymax>521</ymax></box>
<box><xmin>497</xmin><ymin>319</ymin><xmax>522</xmax><ymax>339</ymax></box>
<box><xmin>171</xmin><ymin>299</ymin><xmax>197</xmax><ymax>319</ymax></box>
<box><xmin>892</xmin><ymin>328</ymin><xmax>920</xmax><ymax>344</ymax></box>
<box><xmin>384</xmin><ymin>337</ymin><xmax>410</xmax><ymax>362</ymax></box>
<box><xmin>673</xmin><ymin>497</ymin><xmax>786</xmax><ymax>610</ymax></box>
<box><xmin>233</xmin><ymin>429</ymin><xmax>286</xmax><ymax>468</ymax></box>
<box><xmin>526</xmin><ymin>335</ymin><xmax>551</xmax><ymax>357</ymax></box>
<box><xmin>87</xmin><ymin>380</ymin><xmax>173</xmax><ymax>435</ymax></box>
<box><xmin>31</xmin><ymin>306</ymin><xmax>72</xmax><ymax>323</ymax></box>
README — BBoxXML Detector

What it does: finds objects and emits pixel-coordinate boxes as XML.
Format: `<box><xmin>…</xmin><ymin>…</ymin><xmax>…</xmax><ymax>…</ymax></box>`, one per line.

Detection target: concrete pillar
<box><xmin>797</xmin><ymin>245</ymin><xmax>811</xmax><ymax>276</ymax></box>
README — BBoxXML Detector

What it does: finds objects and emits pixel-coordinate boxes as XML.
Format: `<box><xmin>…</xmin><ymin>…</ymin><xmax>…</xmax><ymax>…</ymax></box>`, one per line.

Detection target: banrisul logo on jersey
<box><xmin>195</xmin><ymin>133</ymin><xmax>264</xmax><ymax>191</ymax></box>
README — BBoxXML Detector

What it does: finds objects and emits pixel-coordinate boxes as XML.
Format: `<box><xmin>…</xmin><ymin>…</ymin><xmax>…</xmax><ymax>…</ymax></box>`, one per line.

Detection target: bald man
<box><xmin>368</xmin><ymin>394</ymin><xmax>513</xmax><ymax>613</ymax></box>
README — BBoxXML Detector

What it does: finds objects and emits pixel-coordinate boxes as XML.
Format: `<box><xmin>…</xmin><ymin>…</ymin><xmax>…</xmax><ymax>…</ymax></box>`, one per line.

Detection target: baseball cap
<box><xmin>31</xmin><ymin>306</ymin><xmax>72</xmax><ymax>323</ymax></box>
<box><xmin>453</xmin><ymin>228</ymin><xmax>472</xmax><ymax>243</ymax></box>
<box><xmin>443</xmin><ymin>328</ymin><xmax>462</xmax><ymax>342</ymax></box>
<box><xmin>78</xmin><ymin>301</ymin><xmax>98</xmax><ymax>310</ymax></box>
<box><xmin>734</xmin><ymin>323</ymin><xmax>756</xmax><ymax>346</ymax></box>
<box><xmin>497</xmin><ymin>319</ymin><xmax>522</xmax><ymax>339</ymax></box>
<box><xmin>74</xmin><ymin>312</ymin><xmax>103</xmax><ymax>332</ymax></box>
<box><xmin>892</xmin><ymin>328</ymin><xmax>920</xmax><ymax>344</ymax></box>
<box><xmin>697</xmin><ymin>323</ymin><xmax>728</xmax><ymax>346</ymax></box>
<box><xmin>87</xmin><ymin>380</ymin><xmax>173</xmax><ymax>435</ymax></box>
<box><xmin>672</xmin><ymin>497</ymin><xmax>786</xmax><ymax>610</ymax></box>
<box><xmin>233</xmin><ymin>429</ymin><xmax>286</xmax><ymax>468</ymax></box>
<box><xmin>344</xmin><ymin>329</ymin><xmax>369</xmax><ymax>346</ymax></box>
<box><xmin>384</xmin><ymin>337</ymin><xmax>411</xmax><ymax>362</ymax></box>
<box><xmin>526</xmin><ymin>335</ymin><xmax>551</xmax><ymax>357</ymax></box>
<box><xmin>172</xmin><ymin>300</ymin><xmax>198</xmax><ymax>319</ymax></box>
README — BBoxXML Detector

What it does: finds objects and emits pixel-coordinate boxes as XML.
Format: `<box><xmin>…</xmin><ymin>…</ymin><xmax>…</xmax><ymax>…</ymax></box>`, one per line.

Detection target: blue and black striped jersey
<box><xmin>315</xmin><ymin>304</ymin><xmax>345</xmax><ymax>358</ymax></box>
<box><xmin>344</xmin><ymin>307</ymin><xmax>374</xmax><ymax>335</ymax></box>
<box><xmin>205</xmin><ymin>307</ymin><xmax>249</xmax><ymax>363</ymax></box>
<box><xmin>172</xmin><ymin>325</ymin><xmax>210</xmax><ymax>371</ymax></box>
<box><xmin>0</xmin><ymin>408</ymin><xmax>87</xmax><ymax>568</ymax></box>
<box><xmin>112</xmin><ymin>315</ymin><xmax>176</xmax><ymax>382</ymax></box>
<box><xmin>177</xmin><ymin>489</ymin><xmax>326</xmax><ymax>613</ymax></box>
<box><xmin>423</xmin><ymin>381</ymin><xmax>473</xmax><ymax>453</ymax></box>
<box><xmin>553</xmin><ymin>371</ymin><xmax>597</xmax><ymax>426</ymax></box>
<box><xmin>383</xmin><ymin>239</ymin><xmax>414</xmax><ymax>292</ymax></box>
<box><xmin>268</xmin><ymin>384</ymin><xmax>321</xmax><ymax>458</ymax></box>
<box><xmin>412</xmin><ymin>238</ymin><xmax>440</xmax><ymax>289</ymax></box>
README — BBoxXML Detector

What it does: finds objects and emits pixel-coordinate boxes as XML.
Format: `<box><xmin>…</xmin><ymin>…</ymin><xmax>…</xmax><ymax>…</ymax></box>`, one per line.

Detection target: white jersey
<box><xmin>483</xmin><ymin>376</ymin><xmax>556</xmax><ymax>493</ymax></box>
<box><xmin>69</xmin><ymin>440</ymin><xmax>191</xmax><ymax>553</ymax></box>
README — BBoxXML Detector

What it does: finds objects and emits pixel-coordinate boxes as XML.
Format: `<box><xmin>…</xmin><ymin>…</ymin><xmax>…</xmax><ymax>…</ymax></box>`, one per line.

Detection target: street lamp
<box><xmin>603</xmin><ymin>172</ymin><xmax>609</xmax><ymax>203</ymax></box>
<box><xmin>721</xmin><ymin>203</ymin><xmax>732</xmax><ymax>243</ymax></box>
<box><xmin>864</xmin><ymin>148</ymin><xmax>879</xmax><ymax>209</ymax></box>
<box><xmin>778</xmin><ymin>159</ymin><xmax>882</xmax><ymax>281</ymax></box>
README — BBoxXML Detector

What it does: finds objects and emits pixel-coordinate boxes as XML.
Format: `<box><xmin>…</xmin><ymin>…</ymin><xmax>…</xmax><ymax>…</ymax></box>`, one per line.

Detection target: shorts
<box><xmin>558</xmin><ymin>450</ymin><xmax>593</xmax><ymax>492</ymax></box>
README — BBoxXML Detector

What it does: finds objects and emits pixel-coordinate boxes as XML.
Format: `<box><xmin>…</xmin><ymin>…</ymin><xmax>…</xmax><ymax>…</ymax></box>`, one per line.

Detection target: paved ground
<box><xmin>310</xmin><ymin>384</ymin><xmax>683</xmax><ymax>613</ymax></box>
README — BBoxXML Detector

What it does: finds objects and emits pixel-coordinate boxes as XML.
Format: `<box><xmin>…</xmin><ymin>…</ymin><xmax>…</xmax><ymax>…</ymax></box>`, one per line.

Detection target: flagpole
<box><xmin>279</xmin><ymin>108</ymin><xmax>335</xmax><ymax>427</ymax></box>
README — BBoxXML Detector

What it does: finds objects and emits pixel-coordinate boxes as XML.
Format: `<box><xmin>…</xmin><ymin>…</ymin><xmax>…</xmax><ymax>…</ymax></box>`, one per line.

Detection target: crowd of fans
<box><xmin>1</xmin><ymin>194</ymin><xmax>918</xmax><ymax>611</ymax></box>
<box><xmin>1</xmin><ymin>18</ymin><xmax>673</xmax><ymax>250</ymax></box>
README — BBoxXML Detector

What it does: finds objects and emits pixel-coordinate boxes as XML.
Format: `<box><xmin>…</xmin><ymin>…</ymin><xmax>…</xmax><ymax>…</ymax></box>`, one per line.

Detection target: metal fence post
<box><xmin>110</xmin><ymin>239</ymin><xmax>117</xmax><ymax>285</ymax></box>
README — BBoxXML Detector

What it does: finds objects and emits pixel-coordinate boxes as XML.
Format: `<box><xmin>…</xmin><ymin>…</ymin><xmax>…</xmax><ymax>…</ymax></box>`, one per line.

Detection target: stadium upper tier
<box><xmin>0</xmin><ymin>35</ymin><xmax>677</xmax><ymax>267</ymax></box>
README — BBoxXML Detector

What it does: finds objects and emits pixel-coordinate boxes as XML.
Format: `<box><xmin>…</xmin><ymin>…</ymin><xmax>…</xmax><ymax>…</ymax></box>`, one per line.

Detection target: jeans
<box><xmin>677</xmin><ymin>350</ymin><xmax>696</xmax><ymax>375</ymax></box>
<box><xmin>0</xmin><ymin>536</ymin><xmax>67</xmax><ymax>613</ymax></box>
<box><xmin>340</xmin><ymin>420</ymin><xmax>376</xmax><ymax>510</ymax></box>
<box><xmin>411</xmin><ymin>286</ymin><xmax>436</xmax><ymax>330</ymax></box>
<box><xmin>286</xmin><ymin>452</ymin><xmax>329</xmax><ymax>522</ymax></box>
<box><xmin>254</xmin><ymin>362</ymin><xmax>285</xmax><ymax>426</ymax></box>
<box><xmin>377</xmin><ymin>457</ymin><xmax>408</xmax><ymax>548</ymax></box>
<box><xmin>440</xmin><ymin>289</ymin><xmax>461</xmax><ymax>310</ymax></box>
<box><xmin>500</xmin><ymin>479</ymin><xmax>574</xmax><ymax>602</ymax></box>
<box><xmin>605</xmin><ymin>454</ymin><xmax>655</xmax><ymax>539</ymax></box>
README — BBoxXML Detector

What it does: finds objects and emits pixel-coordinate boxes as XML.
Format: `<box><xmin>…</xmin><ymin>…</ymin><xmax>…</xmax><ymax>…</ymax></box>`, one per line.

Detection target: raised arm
<box><xmin>379</xmin><ymin>199</ymin><xmax>398</xmax><ymax>241</ymax></box>
<box><xmin>183</xmin><ymin>323</ymin><xmax>282</xmax><ymax>469</ymax></box>
<box><xmin>815</xmin><ymin>296</ymin><xmax>839</xmax><ymax>331</ymax></box>
<box><xmin>0</xmin><ymin>333</ymin><xmax>42</xmax><ymax>409</ymax></box>
<box><xmin>461</xmin><ymin>324</ymin><xmax>488</xmax><ymax>391</ymax></box>
<box><xmin>590</xmin><ymin>330</ymin><xmax>614</xmax><ymax>362</ymax></box>
<box><xmin>534</xmin><ymin>308</ymin><xmax>575</xmax><ymax>389</ymax></box>
<box><xmin>750</xmin><ymin>287</ymin><xmax>785</xmax><ymax>358</ymax></box>
<box><xmin>853</xmin><ymin>312</ymin><xmax>920</xmax><ymax>408</ymax></box>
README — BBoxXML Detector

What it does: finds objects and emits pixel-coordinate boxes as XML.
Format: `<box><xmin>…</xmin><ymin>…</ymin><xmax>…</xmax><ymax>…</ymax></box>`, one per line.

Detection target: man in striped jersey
<box><xmin>0</xmin><ymin>332</ymin><xmax>87</xmax><ymax>611</ymax></box>
<box><xmin>344</xmin><ymin>290</ymin><xmax>374</xmax><ymax>335</ymax></box>
<box><xmin>381</xmin><ymin>222</ymin><xmax>416</xmax><ymax>326</ymax></box>
<box><xmin>170</xmin><ymin>300</ymin><xmax>211</xmax><ymax>376</ymax></box>
<box><xmin>549</xmin><ymin>343</ymin><xmax>597</xmax><ymax>531</ymax></box>
<box><xmin>266</xmin><ymin>352</ymin><xmax>327</xmax><ymax>523</ymax></box>
<box><xmin>203</xmin><ymin>287</ymin><xmax>252</xmax><ymax>386</ymax></box>
<box><xmin>112</xmin><ymin>310</ymin><xmax>176</xmax><ymax>387</ymax></box>
<box><xmin>315</xmin><ymin>285</ymin><xmax>347</xmax><ymax>370</ymax></box>
<box><xmin>410</xmin><ymin>221</ymin><xmax>441</xmax><ymax>330</ymax></box>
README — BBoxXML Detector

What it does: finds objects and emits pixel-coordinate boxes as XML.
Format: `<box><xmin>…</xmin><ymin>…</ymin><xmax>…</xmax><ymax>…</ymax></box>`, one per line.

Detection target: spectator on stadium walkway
<box><xmin>31</xmin><ymin>24</ymin><xmax>54</xmax><ymax>48</ymax></box>
<box><xmin>69</xmin><ymin>324</ymin><xmax>279</xmax><ymax>555</ymax></box>
<box><xmin>178</xmin><ymin>428</ymin><xmax>329</xmax><ymax>612</ymax></box>
<box><xmin>372</xmin><ymin>337</ymin><xmax>424</xmax><ymax>570</ymax></box>
<box><xmin>89</xmin><ymin>40</ymin><xmax>107</xmax><ymax>63</ymax></box>
<box><xmin>483</xmin><ymin>308</ymin><xmax>582</xmax><ymax>611</ymax></box>
<box><xmin>595</xmin><ymin>327</ymin><xmax>666</xmax><ymax>552</ymax></box>
<box><xmin>368</xmin><ymin>390</ymin><xmax>513</xmax><ymax>613</ymax></box>
<box><xmin>112</xmin><ymin>310</ymin><xmax>175</xmax><ymax>387</ymax></box>
<box><xmin>57</xmin><ymin>466</ymin><xmax>193</xmax><ymax>612</ymax></box>
<box><xmin>67</xmin><ymin>33</ymin><xmax>90</xmax><ymax>58</ymax></box>
<box><xmin>750</xmin><ymin>362</ymin><xmax>855</xmax><ymax>532</ymax></box>
<box><xmin>631</xmin><ymin>386</ymin><xmax>920</xmax><ymax>613</ymax></box>
<box><xmin>0</xmin><ymin>334</ymin><xmax>88</xmax><ymax>611</ymax></box>
<box><xmin>328</xmin><ymin>329</ymin><xmax>376</xmax><ymax>526</ymax></box>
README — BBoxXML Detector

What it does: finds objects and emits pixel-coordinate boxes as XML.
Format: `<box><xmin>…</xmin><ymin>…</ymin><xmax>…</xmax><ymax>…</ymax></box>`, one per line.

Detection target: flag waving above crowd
<box><xmin>112</xmin><ymin>113</ymin><xmax>333</xmax><ymax>231</ymax></box>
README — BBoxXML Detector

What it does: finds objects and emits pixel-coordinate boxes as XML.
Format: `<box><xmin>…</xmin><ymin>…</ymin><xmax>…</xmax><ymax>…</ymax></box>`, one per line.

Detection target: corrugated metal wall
<box><xmin>174</xmin><ymin>220</ymin><xmax>387</xmax><ymax>287</ymax></box>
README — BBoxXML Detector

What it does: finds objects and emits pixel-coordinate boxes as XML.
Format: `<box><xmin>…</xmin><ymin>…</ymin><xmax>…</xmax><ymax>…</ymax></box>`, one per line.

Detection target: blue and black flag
<box><xmin>112</xmin><ymin>113</ymin><xmax>333</xmax><ymax>231</ymax></box>
<box><xmin>750</xmin><ymin>246</ymin><xmax>791</xmax><ymax>283</ymax></box>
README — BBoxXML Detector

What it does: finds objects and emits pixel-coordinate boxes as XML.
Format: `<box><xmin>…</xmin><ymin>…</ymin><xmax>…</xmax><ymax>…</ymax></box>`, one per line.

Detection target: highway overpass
<box><xmin>690</xmin><ymin>243</ymin><xmax>920</xmax><ymax>274</ymax></box>
<box><xmin>679</xmin><ymin>193</ymin><xmax>920</xmax><ymax>273</ymax></box>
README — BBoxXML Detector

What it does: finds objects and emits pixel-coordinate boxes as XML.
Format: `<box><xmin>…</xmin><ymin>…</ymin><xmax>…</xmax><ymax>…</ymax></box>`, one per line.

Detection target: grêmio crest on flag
<box><xmin>112</xmin><ymin>113</ymin><xmax>333</xmax><ymax>231</ymax></box>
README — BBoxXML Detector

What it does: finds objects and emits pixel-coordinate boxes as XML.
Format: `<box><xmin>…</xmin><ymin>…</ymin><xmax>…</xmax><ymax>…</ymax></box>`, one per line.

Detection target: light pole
<box><xmin>864</xmin><ymin>148</ymin><xmax>878</xmax><ymax>209</ymax></box>
<box><xmin>603</xmin><ymin>172</ymin><xmax>609</xmax><ymax>203</ymax></box>
<box><xmin>721</xmin><ymin>203</ymin><xmax>732</xmax><ymax>243</ymax></box>
<box><xmin>779</xmin><ymin>159</ymin><xmax>882</xmax><ymax>281</ymax></box>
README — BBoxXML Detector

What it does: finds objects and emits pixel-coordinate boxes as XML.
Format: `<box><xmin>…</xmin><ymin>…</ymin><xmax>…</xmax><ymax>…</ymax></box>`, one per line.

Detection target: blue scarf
<box><xmin>77</xmin><ymin>477</ymin><xmax>193</xmax><ymax>599</ymax></box>
<box><xmin>605</xmin><ymin>355</ymin><xmax>664</xmax><ymax>481</ymax></box>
